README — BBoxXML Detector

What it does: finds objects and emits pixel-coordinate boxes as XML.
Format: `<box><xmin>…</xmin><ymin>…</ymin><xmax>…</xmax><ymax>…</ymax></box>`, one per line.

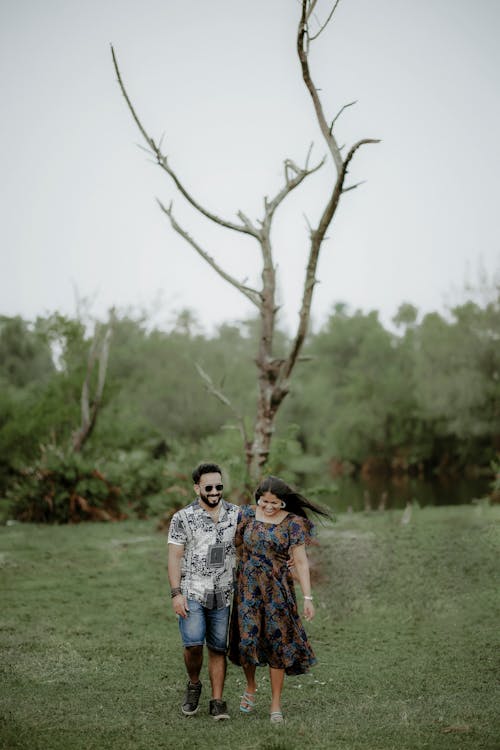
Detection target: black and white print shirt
<box><xmin>168</xmin><ymin>499</ymin><xmax>239</xmax><ymax>607</ymax></box>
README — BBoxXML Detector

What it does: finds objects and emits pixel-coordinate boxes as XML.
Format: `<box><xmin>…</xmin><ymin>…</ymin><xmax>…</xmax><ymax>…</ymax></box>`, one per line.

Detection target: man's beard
<box><xmin>200</xmin><ymin>491</ymin><xmax>221</xmax><ymax>507</ymax></box>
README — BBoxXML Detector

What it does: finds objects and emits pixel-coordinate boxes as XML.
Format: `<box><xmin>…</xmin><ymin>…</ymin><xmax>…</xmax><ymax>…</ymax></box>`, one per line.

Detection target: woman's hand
<box><xmin>172</xmin><ymin>593</ymin><xmax>189</xmax><ymax>618</ymax></box>
<box><xmin>304</xmin><ymin>599</ymin><xmax>315</xmax><ymax>622</ymax></box>
<box><xmin>292</xmin><ymin>544</ymin><xmax>314</xmax><ymax>622</ymax></box>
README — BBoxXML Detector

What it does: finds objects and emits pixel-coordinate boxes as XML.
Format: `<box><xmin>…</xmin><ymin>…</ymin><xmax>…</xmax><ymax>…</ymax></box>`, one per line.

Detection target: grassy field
<box><xmin>1</xmin><ymin>503</ymin><xmax>499</xmax><ymax>750</ymax></box>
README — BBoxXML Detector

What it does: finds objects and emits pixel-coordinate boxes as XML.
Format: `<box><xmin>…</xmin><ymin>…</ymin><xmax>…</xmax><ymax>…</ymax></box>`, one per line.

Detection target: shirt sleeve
<box><xmin>167</xmin><ymin>511</ymin><xmax>187</xmax><ymax>546</ymax></box>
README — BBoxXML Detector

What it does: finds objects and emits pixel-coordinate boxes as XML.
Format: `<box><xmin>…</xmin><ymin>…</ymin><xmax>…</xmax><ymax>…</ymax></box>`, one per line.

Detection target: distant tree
<box><xmin>0</xmin><ymin>317</ymin><xmax>55</xmax><ymax>492</ymax></box>
<box><xmin>392</xmin><ymin>303</ymin><xmax>418</xmax><ymax>330</ymax></box>
<box><xmin>284</xmin><ymin>306</ymin><xmax>417</xmax><ymax>464</ymax></box>
<box><xmin>112</xmin><ymin>1</ymin><xmax>378</xmax><ymax>483</ymax></box>
<box><xmin>414</xmin><ymin>296</ymin><xmax>500</xmax><ymax>462</ymax></box>
<box><xmin>91</xmin><ymin>314</ymin><xmax>259</xmax><ymax>446</ymax></box>
<box><xmin>0</xmin><ymin>316</ymin><xmax>54</xmax><ymax>388</ymax></box>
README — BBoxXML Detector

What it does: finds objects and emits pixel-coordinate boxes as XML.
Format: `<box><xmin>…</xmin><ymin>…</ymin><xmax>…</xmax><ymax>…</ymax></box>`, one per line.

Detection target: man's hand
<box><xmin>172</xmin><ymin>593</ymin><xmax>189</xmax><ymax>619</ymax></box>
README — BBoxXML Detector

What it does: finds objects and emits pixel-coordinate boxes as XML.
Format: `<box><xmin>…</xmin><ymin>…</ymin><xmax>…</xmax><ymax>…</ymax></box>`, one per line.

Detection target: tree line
<box><xmin>0</xmin><ymin>291</ymin><xmax>498</xmax><ymax>521</ymax></box>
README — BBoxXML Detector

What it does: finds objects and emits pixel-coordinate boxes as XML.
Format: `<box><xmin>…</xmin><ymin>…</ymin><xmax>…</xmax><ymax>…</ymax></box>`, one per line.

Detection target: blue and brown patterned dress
<box><xmin>228</xmin><ymin>505</ymin><xmax>317</xmax><ymax>676</ymax></box>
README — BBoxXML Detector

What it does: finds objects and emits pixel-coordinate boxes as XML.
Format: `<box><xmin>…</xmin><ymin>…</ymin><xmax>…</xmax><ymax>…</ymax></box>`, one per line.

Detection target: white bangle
<box><xmin>304</xmin><ymin>595</ymin><xmax>313</xmax><ymax>601</ymax></box>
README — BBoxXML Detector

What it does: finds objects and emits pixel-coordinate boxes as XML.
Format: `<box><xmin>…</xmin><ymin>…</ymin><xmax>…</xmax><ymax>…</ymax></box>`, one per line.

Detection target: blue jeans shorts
<box><xmin>178</xmin><ymin>599</ymin><xmax>230</xmax><ymax>653</ymax></box>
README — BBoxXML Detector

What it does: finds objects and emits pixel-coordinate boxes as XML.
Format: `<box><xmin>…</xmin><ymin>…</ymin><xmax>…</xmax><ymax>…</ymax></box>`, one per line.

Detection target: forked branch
<box><xmin>282</xmin><ymin>2</ymin><xmax>380</xmax><ymax>381</ymax></box>
<box><xmin>309</xmin><ymin>0</ymin><xmax>342</xmax><ymax>41</ymax></box>
<box><xmin>111</xmin><ymin>45</ymin><xmax>259</xmax><ymax>238</ymax></box>
<box><xmin>263</xmin><ymin>147</ymin><xmax>325</xmax><ymax>225</ymax></box>
<box><xmin>297</xmin><ymin>3</ymin><xmax>343</xmax><ymax>172</ymax></box>
<box><xmin>330</xmin><ymin>100</ymin><xmax>357</xmax><ymax>133</ymax></box>
<box><xmin>157</xmin><ymin>200</ymin><xmax>262</xmax><ymax>308</ymax></box>
<box><xmin>195</xmin><ymin>363</ymin><xmax>251</xmax><ymax>448</ymax></box>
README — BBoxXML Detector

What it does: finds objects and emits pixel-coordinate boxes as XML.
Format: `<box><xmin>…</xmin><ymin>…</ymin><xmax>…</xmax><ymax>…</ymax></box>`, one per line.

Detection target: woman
<box><xmin>228</xmin><ymin>475</ymin><xmax>329</xmax><ymax>723</ymax></box>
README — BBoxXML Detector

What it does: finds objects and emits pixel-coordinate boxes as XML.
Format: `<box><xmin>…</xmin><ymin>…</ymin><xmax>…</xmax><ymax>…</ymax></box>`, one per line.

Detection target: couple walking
<box><xmin>167</xmin><ymin>462</ymin><xmax>328</xmax><ymax>723</ymax></box>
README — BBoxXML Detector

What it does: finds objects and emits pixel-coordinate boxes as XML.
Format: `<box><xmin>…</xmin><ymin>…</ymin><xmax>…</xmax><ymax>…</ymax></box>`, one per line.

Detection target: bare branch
<box><xmin>297</xmin><ymin>3</ymin><xmax>343</xmax><ymax>172</ymax></box>
<box><xmin>237</xmin><ymin>210</ymin><xmax>259</xmax><ymax>235</ymax></box>
<box><xmin>329</xmin><ymin>100</ymin><xmax>357</xmax><ymax>133</ymax></box>
<box><xmin>284</xmin><ymin>136</ymin><xmax>379</xmax><ymax>380</ymax></box>
<box><xmin>195</xmin><ymin>363</ymin><xmax>250</xmax><ymax>447</ymax></box>
<box><xmin>309</xmin><ymin>0</ymin><xmax>342</xmax><ymax>41</ymax></box>
<box><xmin>96</xmin><ymin>325</ymin><xmax>112</xmax><ymax>400</ymax></box>
<box><xmin>305</xmin><ymin>0</ymin><xmax>319</xmax><ymax>22</ymax></box>
<box><xmin>264</xmin><ymin>151</ymin><xmax>325</xmax><ymax>222</ymax></box>
<box><xmin>111</xmin><ymin>46</ymin><xmax>155</xmax><ymax>149</ymax></box>
<box><xmin>304</xmin><ymin>141</ymin><xmax>314</xmax><ymax>168</ymax></box>
<box><xmin>157</xmin><ymin>199</ymin><xmax>261</xmax><ymax>308</ymax></box>
<box><xmin>136</xmin><ymin>142</ymin><xmax>154</xmax><ymax>156</ymax></box>
<box><xmin>342</xmin><ymin>180</ymin><xmax>366</xmax><ymax>193</ymax></box>
<box><xmin>111</xmin><ymin>45</ymin><xmax>258</xmax><ymax>238</ymax></box>
<box><xmin>344</xmin><ymin>138</ymin><xmax>381</xmax><ymax>170</ymax></box>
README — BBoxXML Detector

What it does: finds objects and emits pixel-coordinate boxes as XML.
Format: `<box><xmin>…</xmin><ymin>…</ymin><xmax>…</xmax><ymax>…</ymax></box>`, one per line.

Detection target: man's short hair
<box><xmin>192</xmin><ymin>462</ymin><xmax>222</xmax><ymax>484</ymax></box>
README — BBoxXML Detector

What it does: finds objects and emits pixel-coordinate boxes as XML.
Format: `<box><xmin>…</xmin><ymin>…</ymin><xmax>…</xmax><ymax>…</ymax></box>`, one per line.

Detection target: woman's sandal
<box><xmin>270</xmin><ymin>711</ymin><xmax>284</xmax><ymax>724</ymax></box>
<box><xmin>239</xmin><ymin>690</ymin><xmax>257</xmax><ymax>714</ymax></box>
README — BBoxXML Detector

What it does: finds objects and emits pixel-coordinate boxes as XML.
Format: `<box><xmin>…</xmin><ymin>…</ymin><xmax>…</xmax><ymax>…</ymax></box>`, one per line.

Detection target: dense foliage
<box><xmin>0</xmin><ymin>288</ymin><xmax>498</xmax><ymax>521</ymax></box>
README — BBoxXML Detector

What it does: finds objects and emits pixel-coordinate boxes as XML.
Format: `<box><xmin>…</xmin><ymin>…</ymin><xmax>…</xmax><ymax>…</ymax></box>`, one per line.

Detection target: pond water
<box><xmin>320</xmin><ymin>475</ymin><xmax>491</xmax><ymax>513</ymax></box>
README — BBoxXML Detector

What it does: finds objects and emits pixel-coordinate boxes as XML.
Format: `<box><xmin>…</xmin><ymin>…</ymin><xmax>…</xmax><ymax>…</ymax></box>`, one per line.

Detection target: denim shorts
<box><xmin>178</xmin><ymin>599</ymin><xmax>230</xmax><ymax>653</ymax></box>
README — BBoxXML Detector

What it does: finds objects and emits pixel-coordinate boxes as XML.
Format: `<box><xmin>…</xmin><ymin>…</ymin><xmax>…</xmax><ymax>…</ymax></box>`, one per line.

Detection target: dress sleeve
<box><xmin>234</xmin><ymin>505</ymin><xmax>251</xmax><ymax>548</ymax></box>
<box><xmin>288</xmin><ymin>515</ymin><xmax>316</xmax><ymax>549</ymax></box>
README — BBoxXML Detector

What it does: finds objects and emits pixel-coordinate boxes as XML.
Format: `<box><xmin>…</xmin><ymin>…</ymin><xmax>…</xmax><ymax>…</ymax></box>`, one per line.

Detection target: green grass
<box><xmin>1</xmin><ymin>503</ymin><xmax>499</xmax><ymax>750</ymax></box>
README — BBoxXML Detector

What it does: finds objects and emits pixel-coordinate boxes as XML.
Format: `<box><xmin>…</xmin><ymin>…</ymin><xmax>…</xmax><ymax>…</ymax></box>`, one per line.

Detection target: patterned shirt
<box><xmin>168</xmin><ymin>499</ymin><xmax>239</xmax><ymax>608</ymax></box>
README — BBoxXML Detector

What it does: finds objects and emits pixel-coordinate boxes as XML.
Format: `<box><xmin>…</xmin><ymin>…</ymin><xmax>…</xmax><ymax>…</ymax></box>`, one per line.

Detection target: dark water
<box><xmin>322</xmin><ymin>475</ymin><xmax>491</xmax><ymax>513</ymax></box>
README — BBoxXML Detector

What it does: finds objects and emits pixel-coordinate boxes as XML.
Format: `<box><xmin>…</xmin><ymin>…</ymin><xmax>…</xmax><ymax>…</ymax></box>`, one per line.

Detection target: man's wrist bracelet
<box><xmin>304</xmin><ymin>595</ymin><xmax>313</xmax><ymax>601</ymax></box>
<box><xmin>170</xmin><ymin>587</ymin><xmax>182</xmax><ymax>598</ymax></box>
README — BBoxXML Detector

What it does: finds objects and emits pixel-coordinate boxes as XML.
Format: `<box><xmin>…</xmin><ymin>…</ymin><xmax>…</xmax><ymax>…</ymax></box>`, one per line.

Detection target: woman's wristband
<box><xmin>304</xmin><ymin>595</ymin><xmax>313</xmax><ymax>601</ymax></box>
<box><xmin>170</xmin><ymin>587</ymin><xmax>182</xmax><ymax>598</ymax></box>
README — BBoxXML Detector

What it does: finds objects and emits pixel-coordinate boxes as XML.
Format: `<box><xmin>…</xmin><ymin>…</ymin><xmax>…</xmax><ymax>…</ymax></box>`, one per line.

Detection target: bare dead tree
<box><xmin>72</xmin><ymin>319</ymin><xmax>113</xmax><ymax>453</ymax></box>
<box><xmin>112</xmin><ymin>1</ymin><xmax>379</xmax><ymax>483</ymax></box>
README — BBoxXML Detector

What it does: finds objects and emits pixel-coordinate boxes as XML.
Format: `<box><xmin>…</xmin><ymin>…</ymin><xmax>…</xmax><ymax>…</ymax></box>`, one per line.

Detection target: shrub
<box><xmin>6</xmin><ymin>445</ymin><xmax>123</xmax><ymax>523</ymax></box>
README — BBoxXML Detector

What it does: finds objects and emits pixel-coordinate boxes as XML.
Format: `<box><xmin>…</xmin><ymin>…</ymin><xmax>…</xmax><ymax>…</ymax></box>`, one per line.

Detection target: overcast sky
<box><xmin>1</xmin><ymin>0</ymin><xmax>499</xmax><ymax>336</ymax></box>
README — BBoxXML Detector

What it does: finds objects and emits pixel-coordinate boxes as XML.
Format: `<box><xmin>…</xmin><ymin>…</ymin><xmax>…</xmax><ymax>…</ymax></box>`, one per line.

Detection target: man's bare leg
<box><xmin>181</xmin><ymin>645</ymin><xmax>204</xmax><ymax>716</ymax></box>
<box><xmin>207</xmin><ymin>648</ymin><xmax>226</xmax><ymax>700</ymax></box>
<box><xmin>184</xmin><ymin>645</ymin><xmax>203</xmax><ymax>684</ymax></box>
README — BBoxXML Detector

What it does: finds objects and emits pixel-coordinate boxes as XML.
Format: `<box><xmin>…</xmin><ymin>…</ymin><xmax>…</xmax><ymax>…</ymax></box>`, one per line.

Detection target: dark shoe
<box><xmin>209</xmin><ymin>699</ymin><xmax>230</xmax><ymax>720</ymax></box>
<box><xmin>181</xmin><ymin>680</ymin><xmax>202</xmax><ymax>716</ymax></box>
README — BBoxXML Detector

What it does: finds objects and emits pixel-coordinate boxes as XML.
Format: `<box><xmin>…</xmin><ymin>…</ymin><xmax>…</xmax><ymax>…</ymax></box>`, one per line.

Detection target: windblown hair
<box><xmin>192</xmin><ymin>462</ymin><xmax>222</xmax><ymax>484</ymax></box>
<box><xmin>255</xmin><ymin>475</ymin><xmax>330</xmax><ymax>520</ymax></box>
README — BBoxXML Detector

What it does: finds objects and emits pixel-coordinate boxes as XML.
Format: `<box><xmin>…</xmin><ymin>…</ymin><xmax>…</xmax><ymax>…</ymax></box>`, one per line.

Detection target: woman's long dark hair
<box><xmin>255</xmin><ymin>476</ymin><xmax>330</xmax><ymax>520</ymax></box>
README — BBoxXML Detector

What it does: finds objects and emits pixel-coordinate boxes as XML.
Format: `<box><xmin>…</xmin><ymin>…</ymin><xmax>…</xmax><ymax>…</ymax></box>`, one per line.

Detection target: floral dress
<box><xmin>228</xmin><ymin>505</ymin><xmax>317</xmax><ymax>676</ymax></box>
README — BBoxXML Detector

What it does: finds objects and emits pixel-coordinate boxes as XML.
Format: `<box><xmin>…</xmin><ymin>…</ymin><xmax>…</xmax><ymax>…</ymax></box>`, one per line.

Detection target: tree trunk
<box><xmin>72</xmin><ymin>321</ymin><xmax>112</xmax><ymax>453</ymax></box>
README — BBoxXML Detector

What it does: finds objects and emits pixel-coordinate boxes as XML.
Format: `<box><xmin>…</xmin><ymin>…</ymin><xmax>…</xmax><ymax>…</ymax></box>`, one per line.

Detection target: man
<box><xmin>167</xmin><ymin>462</ymin><xmax>239</xmax><ymax>720</ymax></box>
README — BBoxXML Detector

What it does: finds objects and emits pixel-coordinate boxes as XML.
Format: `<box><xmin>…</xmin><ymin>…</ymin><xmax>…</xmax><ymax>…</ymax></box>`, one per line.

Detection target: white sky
<box><xmin>1</xmin><ymin>0</ymin><xmax>499</xmax><ymax>336</ymax></box>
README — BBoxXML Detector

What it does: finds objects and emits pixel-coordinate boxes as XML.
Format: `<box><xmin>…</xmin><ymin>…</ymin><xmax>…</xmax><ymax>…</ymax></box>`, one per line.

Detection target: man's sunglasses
<box><xmin>201</xmin><ymin>484</ymin><xmax>223</xmax><ymax>492</ymax></box>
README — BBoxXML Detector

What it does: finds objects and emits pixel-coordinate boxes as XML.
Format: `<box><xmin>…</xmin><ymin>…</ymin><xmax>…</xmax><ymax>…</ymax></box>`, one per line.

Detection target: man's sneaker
<box><xmin>209</xmin><ymin>699</ymin><xmax>230</xmax><ymax>720</ymax></box>
<box><xmin>181</xmin><ymin>680</ymin><xmax>202</xmax><ymax>716</ymax></box>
